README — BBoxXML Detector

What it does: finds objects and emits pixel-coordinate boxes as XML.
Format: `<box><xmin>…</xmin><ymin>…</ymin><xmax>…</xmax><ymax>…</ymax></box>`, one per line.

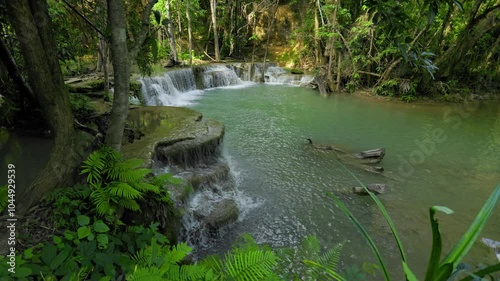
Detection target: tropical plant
<box><xmin>328</xmin><ymin>161</ymin><xmax>500</xmax><ymax>281</ymax></box>
<box><xmin>275</xmin><ymin>235</ymin><xmax>347</xmax><ymax>280</ymax></box>
<box><xmin>80</xmin><ymin>146</ymin><xmax>176</xmax><ymax>218</ymax></box>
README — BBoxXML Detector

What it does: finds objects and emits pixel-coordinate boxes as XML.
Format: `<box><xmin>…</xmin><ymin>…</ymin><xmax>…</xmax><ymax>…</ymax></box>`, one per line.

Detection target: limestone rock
<box><xmin>353</xmin><ymin>183</ymin><xmax>387</xmax><ymax>195</ymax></box>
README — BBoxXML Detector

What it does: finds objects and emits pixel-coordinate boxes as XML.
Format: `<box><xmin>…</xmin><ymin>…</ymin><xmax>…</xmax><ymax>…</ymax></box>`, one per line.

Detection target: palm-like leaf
<box><xmin>90</xmin><ymin>189</ymin><xmax>115</xmax><ymax>216</ymax></box>
<box><xmin>109</xmin><ymin>182</ymin><xmax>143</xmax><ymax>199</ymax></box>
<box><xmin>224</xmin><ymin>250</ymin><xmax>278</xmax><ymax>281</ymax></box>
<box><xmin>126</xmin><ymin>267</ymin><xmax>164</xmax><ymax>281</ymax></box>
<box><xmin>318</xmin><ymin>242</ymin><xmax>344</xmax><ymax>272</ymax></box>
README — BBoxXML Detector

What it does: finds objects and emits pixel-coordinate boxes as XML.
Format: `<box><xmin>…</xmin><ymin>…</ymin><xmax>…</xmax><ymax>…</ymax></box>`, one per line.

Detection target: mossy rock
<box><xmin>66</xmin><ymin>79</ymin><xmax>105</xmax><ymax>93</ymax></box>
<box><xmin>130</xmin><ymin>80</ymin><xmax>142</xmax><ymax>97</ymax></box>
<box><xmin>290</xmin><ymin>68</ymin><xmax>304</xmax><ymax>75</ymax></box>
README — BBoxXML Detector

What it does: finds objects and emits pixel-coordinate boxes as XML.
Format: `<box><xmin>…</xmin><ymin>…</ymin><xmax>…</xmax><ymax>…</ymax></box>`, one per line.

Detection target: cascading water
<box><xmin>140</xmin><ymin>68</ymin><xmax>201</xmax><ymax>106</ymax></box>
<box><xmin>140</xmin><ymin>64</ymin><xmax>314</xmax><ymax>107</ymax></box>
<box><xmin>140</xmin><ymin>63</ymin><xmax>313</xmax><ymax>255</ymax></box>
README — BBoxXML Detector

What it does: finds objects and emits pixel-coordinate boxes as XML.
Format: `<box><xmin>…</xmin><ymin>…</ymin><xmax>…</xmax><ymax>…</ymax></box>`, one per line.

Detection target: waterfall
<box><xmin>140</xmin><ymin>64</ymin><xmax>314</xmax><ymax>107</ymax></box>
<box><xmin>140</xmin><ymin>68</ymin><xmax>202</xmax><ymax>106</ymax></box>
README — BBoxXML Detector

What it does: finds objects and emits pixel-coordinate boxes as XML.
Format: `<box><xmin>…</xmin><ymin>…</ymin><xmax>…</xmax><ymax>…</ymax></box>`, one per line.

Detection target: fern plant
<box><xmin>276</xmin><ymin>235</ymin><xmax>346</xmax><ymax>281</ymax></box>
<box><xmin>128</xmin><ymin>238</ymin><xmax>208</xmax><ymax>281</ymax></box>
<box><xmin>80</xmin><ymin>147</ymin><xmax>174</xmax><ymax>218</ymax></box>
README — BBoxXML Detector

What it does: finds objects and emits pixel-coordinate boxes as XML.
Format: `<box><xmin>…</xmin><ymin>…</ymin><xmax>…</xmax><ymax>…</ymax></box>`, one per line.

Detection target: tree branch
<box><xmin>129</xmin><ymin>0</ymin><xmax>158</xmax><ymax>60</ymax></box>
<box><xmin>60</xmin><ymin>0</ymin><xmax>106</xmax><ymax>38</ymax></box>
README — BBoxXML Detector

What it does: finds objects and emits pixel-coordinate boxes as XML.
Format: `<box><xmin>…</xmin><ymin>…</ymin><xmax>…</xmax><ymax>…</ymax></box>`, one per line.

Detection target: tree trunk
<box><xmin>105</xmin><ymin>0</ymin><xmax>131</xmax><ymax>151</ymax></box>
<box><xmin>327</xmin><ymin>0</ymin><xmax>339</xmax><ymax>91</ymax></box>
<box><xmin>166</xmin><ymin>0</ymin><xmax>178</xmax><ymax>61</ymax></box>
<box><xmin>0</xmin><ymin>37</ymin><xmax>35</xmax><ymax>107</ymax></box>
<box><xmin>210</xmin><ymin>0</ymin><xmax>220</xmax><ymax>61</ymax></box>
<box><xmin>6</xmin><ymin>0</ymin><xmax>79</xmax><ymax>216</ymax></box>
<box><xmin>261</xmin><ymin>1</ymin><xmax>279</xmax><ymax>83</ymax></box>
<box><xmin>105</xmin><ymin>0</ymin><xmax>157</xmax><ymax>151</ymax></box>
<box><xmin>436</xmin><ymin>4</ymin><xmax>500</xmax><ymax>78</ymax></box>
<box><xmin>186</xmin><ymin>0</ymin><xmax>193</xmax><ymax>65</ymax></box>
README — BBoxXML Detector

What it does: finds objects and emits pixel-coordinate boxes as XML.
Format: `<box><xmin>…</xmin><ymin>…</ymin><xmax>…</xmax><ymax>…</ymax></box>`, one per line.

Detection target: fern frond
<box><xmin>81</xmin><ymin>151</ymin><xmax>106</xmax><ymax>185</ymax></box>
<box><xmin>108</xmin><ymin>182</ymin><xmax>143</xmax><ymax>199</ymax></box>
<box><xmin>224</xmin><ymin>250</ymin><xmax>278</xmax><ymax>281</ymax></box>
<box><xmin>200</xmin><ymin>254</ymin><xmax>224</xmax><ymax>278</ymax></box>
<box><xmin>117</xmin><ymin>197</ymin><xmax>141</xmax><ymax>212</ymax></box>
<box><xmin>169</xmin><ymin>264</ymin><xmax>208</xmax><ymax>281</ymax></box>
<box><xmin>152</xmin><ymin>173</ymin><xmax>184</xmax><ymax>186</ymax></box>
<box><xmin>163</xmin><ymin>243</ymin><xmax>192</xmax><ymax>267</ymax></box>
<box><xmin>299</xmin><ymin>235</ymin><xmax>321</xmax><ymax>261</ymax></box>
<box><xmin>318</xmin><ymin>242</ymin><xmax>344</xmax><ymax>272</ymax></box>
<box><xmin>107</xmin><ymin>159</ymin><xmax>148</xmax><ymax>181</ymax></box>
<box><xmin>131</xmin><ymin>182</ymin><xmax>161</xmax><ymax>194</ymax></box>
<box><xmin>126</xmin><ymin>267</ymin><xmax>164</xmax><ymax>281</ymax></box>
<box><xmin>90</xmin><ymin>189</ymin><xmax>115</xmax><ymax>216</ymax></box>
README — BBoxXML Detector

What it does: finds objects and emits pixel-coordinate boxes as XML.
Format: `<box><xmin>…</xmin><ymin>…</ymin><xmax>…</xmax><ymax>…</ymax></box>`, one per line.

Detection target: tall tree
<box><xmin>5</xmin><ymin>0</ymin><xmax>79</xmax><ymax>215</ymax></box>
<box><xmin>210</xmin><ymin>0</ymin><xmax>220</xmax><ymax>61</ymax></box>
<box><xmin>186</xmin><ymin>0</ymin><xmax>193</xmax><ymax>65</ymax></box>
<box><xmin>104</xmin><ymin>0</ymin><xmax>157</xmax><ymax>151</ymax></box>
<box><xmin>165</xmin><ymin>0</ymin><xmax>178</xmax><ymax>61</ymax></box>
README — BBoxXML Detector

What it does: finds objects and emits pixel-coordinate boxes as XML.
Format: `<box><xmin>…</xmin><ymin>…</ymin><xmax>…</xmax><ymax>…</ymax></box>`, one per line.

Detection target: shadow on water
<box><xmin>0</xmin><ymin>129</ymin><xmax>54</xmax><ymax>194</ymax></box>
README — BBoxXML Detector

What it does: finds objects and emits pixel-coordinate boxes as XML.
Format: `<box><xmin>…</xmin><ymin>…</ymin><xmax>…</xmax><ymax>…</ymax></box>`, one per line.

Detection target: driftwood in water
<box><xmin>307</xmin><ymin>138</ymin><xmax>389</xmax><ymax>178</ymax></box>
<box><xmin>354</xmin><ymin>148</ymin><xmax>385</xmax><ymax>164</ymax></box>
<box><xmin>353</xmin><ymin>183</ymin><xmax>387</xmax><ymax>195</ymax></box>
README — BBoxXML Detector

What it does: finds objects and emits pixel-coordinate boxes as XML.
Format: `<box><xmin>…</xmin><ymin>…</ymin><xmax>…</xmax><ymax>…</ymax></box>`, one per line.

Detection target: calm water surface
<box><xmin>190</xmin><ymin>84</ymin><xmax>500</xmax><ymax>279</ymax></box>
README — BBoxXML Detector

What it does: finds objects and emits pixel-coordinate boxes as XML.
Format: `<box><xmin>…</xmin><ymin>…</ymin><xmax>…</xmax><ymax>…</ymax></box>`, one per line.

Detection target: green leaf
<box><xmin>328</xmin><ymin>193</ymin><xmax>391</xmax><ymax>281</ymax></box>
<box><xmin>403</xmin><ymin>261</ymin><xmax>418</xmax><ymax>281</ymax></box>
<box><xmin>50</xmin><ymin>246</ymin><xmax>72</xmax><ymax>270</ymax></box>
<box><xmin>77</xmin><ymin>215</ymin><xmax>90</xmax><ymax>226</ymax></box>
<box><xmin>41</xmin><ymin>243</ymin><xmax>58</xmax><ymax>265</ymax></box>
<box><xmin>332</xmin><ymin>159</ymin><xmax>408</xmax><ymax>266</ymax></box>
<box><xmin>97</xmin><ymin>234</ymin><xmax>109</xmax><ymax>249</ymax></box>
<box><xmin>424</xmin><ymin>206</ymin><xmax>454</xmax><ymax>281</ymax></box>
<box><xmin>12</xmin><ymin>267</ymin><xmax>32</xmax><ymax>277</ymax></box>
<box><xmin>63</xmin><ymin>230</ymin><xmax>75</xmax><ymax>240</ymax></box>
<box><xmin>303</xmin><ymin>260</ymin><xmax>346</xmax><ymax>281</ymax></box>
<box><xmin>53</xmin><ymin>236</ymin><xmax>63</xmax><ymax>245</ymax></box>
<box><xmin>77</xmin><ymin>226</ymin><xmax>92</xmax><ymax>239</ymax></box>
<box><xmin>93</xmin><ymin>220</ymin><xmax>110</xmax><ymax>233</ymax></box>
<box><xmin>436</xmin><ymin>183</ymin><xmax>500</xmax><ymax>280</ymax></box>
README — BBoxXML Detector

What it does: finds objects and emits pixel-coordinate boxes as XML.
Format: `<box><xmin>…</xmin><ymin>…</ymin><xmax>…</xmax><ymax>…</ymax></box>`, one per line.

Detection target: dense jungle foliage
<box><xmin>0</xmin><ymin>0</ymin><xmax>499</xmax><ymax>280</ymax></box>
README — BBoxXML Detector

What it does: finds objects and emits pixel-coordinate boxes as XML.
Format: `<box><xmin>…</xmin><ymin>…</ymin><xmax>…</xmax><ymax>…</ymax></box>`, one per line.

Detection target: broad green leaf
<box><xmin>77</xmin><ymin>226</ymin><xmax>92</xmax><ymax>239</ymax></box>
<box><xmin>11</xmin><ymin>267</ymin><xmax>32</xmax><ymax>277</ymax></box>
<box><xmin>97</xmin><ymin>234</ymin><xmax>109</xmax><ymax>249</ymax></box>
<box><xmin>50</xmin><ymin>246</ymin><xmax>71</xmax><ymax>270</ymax></box>
<box><xmin>438</xmin><ymin>183</ymin><xmax>500</xmax><ymax>279</ymax></box>
<box><xmin>41</xmin><ymin>243</ymin><xmax>58</xmax><ymax>265</ymax></box>
<box><xmin>77</xmin><ymin>215</ymin><xmax>90</xmax><ymax>226</ymax></box>
<box><xmin>93</xmin><ymin>220</ymin><xmax>110</xmax><ymax>233</ymax></box>
<box><xmin>424</xmin><ymin>206</ymin><xmax>454</xmax><ymax>281</ymax></box>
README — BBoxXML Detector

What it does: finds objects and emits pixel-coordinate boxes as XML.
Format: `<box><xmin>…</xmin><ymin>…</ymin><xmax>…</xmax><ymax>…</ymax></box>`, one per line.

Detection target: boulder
<box><xmin>199</xmin><ymin>198</ymin><xmax>239</xmax><ymax>228</ymax></box>
<box><xmin>353</xmin><ymin>183</ymin><xmax>387</xmax><ymax>195</ymax></box>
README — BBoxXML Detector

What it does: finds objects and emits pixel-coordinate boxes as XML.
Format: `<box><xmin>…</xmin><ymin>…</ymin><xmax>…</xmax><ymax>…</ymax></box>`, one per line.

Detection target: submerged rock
<box><xmin>198</xmin><ymin>198</ymin><xmax>239</xmax><ymax>228</ymax></box>
<box><xmin>353</xmin><ymin>183</ymin><xmax>387</xmax><ymax>195</ymax></box>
